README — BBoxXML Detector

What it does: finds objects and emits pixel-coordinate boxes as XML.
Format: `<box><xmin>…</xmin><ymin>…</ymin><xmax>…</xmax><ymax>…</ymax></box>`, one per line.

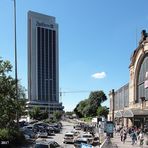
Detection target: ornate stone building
<box><xmin>109</xmin><ymin>30</ymin><xmax>148</xmax><ymax>128</ymax></box>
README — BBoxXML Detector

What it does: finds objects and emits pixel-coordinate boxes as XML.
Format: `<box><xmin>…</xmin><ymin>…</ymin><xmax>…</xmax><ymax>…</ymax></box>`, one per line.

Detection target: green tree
<box><xmin>97</xmin><ymin>106</ymin><xmax>109</xmax><ymax>118</ymax></box>
<box><xmin>74</xmin><ymin>90</ymin><xmax>108</xmax><ymax>118</ymax></box>
<box><xmin>53</xmin><ymin>111</ymin><xmax>62</xmax><ymax>121</ymax></box>
<box><xmin>0</xmin><ymin>58</ymin><xmax>26</xmax><ymax>128</ymax></box>
<box><xmin>89</xmin><ymin>91</ymin><xmax>107</xmax><ymax>105</ymax></box>
<box><xmin>88</xmin><ymin>91</ymin><xmax>107</xmax><ymax>116</ymax></box>
<box><xmin>74</xmin><ymin>99</ymin><xmax>88</xmax><ymax>118</ymax></box>
<box><xmin>65</xmin><ymin>111</ymin><xmax>73</xmax><ymax>116</ymax></box>
<box><xmin>29</xmin><ymin>106</ymin><xmax>41</xmax><ymax>120</ymax></box>
<box><xmin>41</xmin><ymin>108</ymin><xmax>48</xmax><ymax>120</ymax></box>
<box><xmin>29</xmin><ymin>106</ymin><xmax>49</xmax><ymax>120</ymax></box>
<box><xmin>74</xmin><ymin>104</ymin><xmax>83</xmax><ymax>118</ymax></box>
<box><xmin>0</xmin><ymin>57</ymin><xmax>26</xmax><ymax>144</ymax></box>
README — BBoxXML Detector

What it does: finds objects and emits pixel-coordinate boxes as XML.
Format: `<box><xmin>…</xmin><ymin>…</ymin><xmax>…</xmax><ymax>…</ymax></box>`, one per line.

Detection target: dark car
<box><xmin>49</xmin><ymin>125</ymin><xmax>60</xmax><ymax>133</ymax></box>
<box><xmin>22</xmin><ymin>128</ymin><xmax>37</xmax><ymax>139</ymax></box>
<box><xmin>33</xmin><ymin>123</ymin><xmax>52</xmax><ymax>135</ymax></box>
<box><xmin>74</xmin><ymin>125</ymin><xmax>81</xmax><ymax>130</ymax></box>
<box><xmin>93</xmin><ymin>136</ymin><xmax>100</xmax><ymax>146</ymax></box>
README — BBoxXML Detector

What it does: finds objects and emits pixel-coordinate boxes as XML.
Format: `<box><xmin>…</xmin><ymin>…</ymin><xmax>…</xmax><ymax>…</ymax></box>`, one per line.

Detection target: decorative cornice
<box><xmin>129</xmin><ymin>30</ymin><xmax>148</xmax><ymax>68</ymax></box>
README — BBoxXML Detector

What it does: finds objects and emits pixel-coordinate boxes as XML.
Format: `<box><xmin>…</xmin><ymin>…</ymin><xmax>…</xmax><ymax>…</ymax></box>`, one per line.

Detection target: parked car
<box><xmin>74</xmin><ymin>137</ymin><xmax>90</xmax><ymax>148</ymax></box>
<box><xmin>33</xmin><ymin>123</ymin><xmax>52</xmax><ymax>135</ymax></box>
<box><xmin>57</xmin><ymin>122</ymin><xmax>62</xmax><ymax>129</ymax></box>
<box><xmin>49</xmin><ymin>125</ymin><xmax>60</xmax><ymax>133</ymax></box>
<box><xmin>37</xmin><ymin>130</ymin><xmax>48</xmax><ymax>138</ymax></box>
<box><xmin>63</xmin><ymin>132</ymin><xmax>75</xmax><ymax>143</ymax></box>
<box><xmin>23</xmin><ymin>125</ymin><xmax>34</xmax><ymax>131</ymax></box>
<box><xmin>93</xmin><ymin>136</ymin><xmax>100</xmax><ymax>146</ymax></box>
<box><xmin>70</xmin><ymin>130</ymin><xmax>80</xmax><ymax>137</ymax></box>
<box><xmin>24</xmin><ymin>134</ymin><xmax>31</xmax><ymax>140</ymax></box>
<box><xmin>74</xmin><ymin>125</ymin><xmax>81</xmax><ymax>130</ymax></box>
<box><xmin>46</xmin><ymin>126</ymin><xmax>55</xmax><ymax>134</ymax></box>
<box><xmin>81</xmin><ymin>133</ymin><xmax>94</xmax><ymax>144</ymax></box>
<box><xmin>19</xmin><ymin>121</ymin><xmax>28</xmax><ymax>127</ymax></box>
<box><xmin>34</xmin><ymin>139</ymin><xmax>61</xmax><ymax>148</ymax></box>
<box><xmin>22</xmin><ymin>128</ymin><xmax>37</xmax><ymax>139</ymax></box>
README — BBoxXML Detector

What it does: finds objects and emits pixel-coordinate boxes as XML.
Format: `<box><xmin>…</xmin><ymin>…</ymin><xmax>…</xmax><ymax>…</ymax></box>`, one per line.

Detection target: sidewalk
<box><xmin>111</xmin><ymin>134</ymin><xmax>148</xmax><ymax>148</ymax></box>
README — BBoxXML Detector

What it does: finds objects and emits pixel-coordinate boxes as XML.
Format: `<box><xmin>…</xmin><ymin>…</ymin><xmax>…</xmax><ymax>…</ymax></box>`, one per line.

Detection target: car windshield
<box><xmin>75</xmin><ymin>140</ymin><xmax>87</xmax><ymax>144</ymax></box>
<box><xmin>65</xmin><ymin>134</ymin><xmax>73</xmax><ymax>137</ymax></box>
<box><xmin>83</xmin><ymin>135</ymin><xmax>92</xmax><ymax>138</ymax></box>
<box><xmin>34</xmin><ymin>144</ymin><xmax>48</xmax><ymax>148</ymax></box>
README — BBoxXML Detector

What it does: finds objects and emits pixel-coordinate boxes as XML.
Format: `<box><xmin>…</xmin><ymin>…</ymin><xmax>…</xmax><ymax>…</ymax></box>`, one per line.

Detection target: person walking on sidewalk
<box><xmin>130</xmin><ymin>129</ymin><xmax>137</xmax><ymax>145</ymax></box>
<box><xmin>138</xmin><ymin>131</ymin><xmax>144</xmax><ymax>146</ymax></box>
<box><xmin>120</xmin><ymin>128</ymin><xmax>124</xmax><ymax>142</ymax></box>
<box><xmin>122</xmin><ymin>129</ymin><xmax>127</xmax><ymax>143</ymax></box>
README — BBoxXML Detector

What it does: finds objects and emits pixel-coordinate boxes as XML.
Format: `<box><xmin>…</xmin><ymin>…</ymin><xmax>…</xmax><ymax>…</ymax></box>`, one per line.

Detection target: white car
<box><xmin>81</xmin><ymin>133</ymin><xmax>94</xmax><ymax>144</ymax></box>
<box><xmin>63</xmin><ymin>132</ymin><xmax>75</xmax><ymax>143</ymax></box>
<box><xmin>74</xmin><ymin>125</ymin><xmax>81</xmax><ymax>130</ymax></box>
<box><xmin>71</xmin><ymin>130</ymin><xmax>80</xmax><ymax>136</ymax></box>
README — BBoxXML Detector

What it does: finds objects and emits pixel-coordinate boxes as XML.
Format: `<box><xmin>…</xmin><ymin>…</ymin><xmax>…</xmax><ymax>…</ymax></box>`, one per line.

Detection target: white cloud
<box><xmin>91</xmin><ymin>72</ymin><xmax>106</xmax><ymax>79</ymax></box>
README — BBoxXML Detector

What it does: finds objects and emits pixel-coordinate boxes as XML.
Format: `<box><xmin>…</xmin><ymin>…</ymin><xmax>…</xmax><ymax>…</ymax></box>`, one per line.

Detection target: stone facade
<box><xmin>129</xmin><ymin>30</ymin><xmax>148</xmax><ymax>108</ymax></box>
<box><xmin>109</xmin><ymin>30</ymin><xmax>148</xmax><ymax>128</ymax></box>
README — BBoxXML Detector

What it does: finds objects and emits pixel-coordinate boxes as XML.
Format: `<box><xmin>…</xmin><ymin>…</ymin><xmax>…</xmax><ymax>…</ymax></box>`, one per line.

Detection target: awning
<box><xmin>123</xmin><ymin>109</ymin><xmax>148</xmax><ymax>118</ymax></box>
<box><xmin>114</xmin><ymin>111</ymin><xmax>123</xmax><ymax>118</ymax></box>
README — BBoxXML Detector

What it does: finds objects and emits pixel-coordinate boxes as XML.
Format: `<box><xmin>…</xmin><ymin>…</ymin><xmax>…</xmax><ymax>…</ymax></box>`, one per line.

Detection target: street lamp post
<box><xmin>13</xmin><ymin>0</ymin><xmax>19</xmax><ymax>126</ymax></box>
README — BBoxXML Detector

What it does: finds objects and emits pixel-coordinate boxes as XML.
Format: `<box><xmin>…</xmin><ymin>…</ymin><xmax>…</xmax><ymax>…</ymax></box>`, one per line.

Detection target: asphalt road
<box><xmin>21</xmin><ymin>119</ymin><xmax>101</xmax><ymax>148</ymax></box>
<box><xmin>53</xmin><ymin>120</ymin><xmax>76</xmax><ymax>148</ymax></box>
<box><xmin>20</xmin><ymin>120</ymin><xmax>76</xmax><ymax>148</ymax></box>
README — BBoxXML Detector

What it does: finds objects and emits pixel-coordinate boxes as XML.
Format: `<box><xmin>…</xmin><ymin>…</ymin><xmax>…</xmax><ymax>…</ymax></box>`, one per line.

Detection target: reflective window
<box><xmin>137</xmin><ymin>55</ymin><xmax>148</xmax><ymax>102</ymax></box>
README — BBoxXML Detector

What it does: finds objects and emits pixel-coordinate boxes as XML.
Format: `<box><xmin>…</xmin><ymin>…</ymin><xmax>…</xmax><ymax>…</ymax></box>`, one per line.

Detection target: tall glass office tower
<box><xmin>27</xmin><ymin>11</ymin><xmax>63</xmax><ymax>114</ymax></box>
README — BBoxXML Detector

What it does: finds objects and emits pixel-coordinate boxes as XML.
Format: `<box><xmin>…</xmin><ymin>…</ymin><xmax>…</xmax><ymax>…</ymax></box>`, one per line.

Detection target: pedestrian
<box><xmin>138</xmin><ymin>131</ymin><xmax>144</xmax><ymax>146</ymax></box>
<box><xmin>122</xmin><ymin>129</ymin><xmax>127</xmax><ymax>143</ymax></box>
<box><xmin>130</xmin><ymin>129</ymin><xmax>137</xmax><ymax>145</ymax></box>
<box><xmin>116</xmin><ymin>124</ymin><xmax>120</xmax><ymax>135</ymax></box>
<box><xmin>120</xmin><ymin>128</ymin><xmax>124</xmax><ymax>142</ymax></box>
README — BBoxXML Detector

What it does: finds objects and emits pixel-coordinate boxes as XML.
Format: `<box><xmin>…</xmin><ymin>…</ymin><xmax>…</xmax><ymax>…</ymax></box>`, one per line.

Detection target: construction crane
<box><xmin>59</xmin><ymin>89</ymin><xmax>98</xmax><ymax>102</ymax></box>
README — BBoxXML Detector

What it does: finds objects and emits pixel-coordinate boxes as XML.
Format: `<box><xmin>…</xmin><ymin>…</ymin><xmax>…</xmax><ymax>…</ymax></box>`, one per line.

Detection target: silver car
<box><xmin>34</xmin><ymin>139</ymin><xmax>62</xmax><ymax>148</ymax></box>
<box><xmin>63</xmin><ymin>132</ymin><xmax>75</xmax><ymax>143</ymax></box>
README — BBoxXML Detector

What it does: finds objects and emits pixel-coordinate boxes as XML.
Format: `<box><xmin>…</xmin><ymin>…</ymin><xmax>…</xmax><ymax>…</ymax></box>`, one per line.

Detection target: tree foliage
<box><xmin>74</xmin><ymin>90</ymin><xmax>108</xmax><ymax>118</ymax></box>
<box><xmin>97</xmin><ymin>106</ymin><xmax>109</xmax><ymax>118</ymax></box>
<box><xmin>0</xmin><ymin>58</ymin><xmax>26</xmax><ymax>128</ymax></box>
<box><xmin>53</xmin><ymin>111</ymin><xmax>62</xmax><ymax>121</ymax></box>
<box><xmin>29</xmin><ymin>106</ymin><xmax>48</xmax><ymax>120</ymax></box>
<box><xmin>65</xmin><ymin>111</ymin><xmax>74</xmax><ymax>116</ymax></box>
<box><xmin>0</xmin><ymin>57</ymin><xmax>27</xmax><ymax>143</ymax></box>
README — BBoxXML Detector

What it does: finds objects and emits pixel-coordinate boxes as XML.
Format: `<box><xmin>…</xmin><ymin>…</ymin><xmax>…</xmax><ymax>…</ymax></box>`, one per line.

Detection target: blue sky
<box><xmin>1</xmin><ymin>0</ymin><xmax>148</xmax><ymax>111</ymax></box>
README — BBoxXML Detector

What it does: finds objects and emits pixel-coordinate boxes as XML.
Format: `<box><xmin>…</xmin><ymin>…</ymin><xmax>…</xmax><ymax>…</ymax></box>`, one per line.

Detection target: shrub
<box><xmin>0</xmin><ymin>128</ymin><xmax>9</xmax><ymax>141</ymax></box>
<box><xmin>0</xmin><ymin>128</ymin><xmax>25</xmax><ymax>146</ymax></box>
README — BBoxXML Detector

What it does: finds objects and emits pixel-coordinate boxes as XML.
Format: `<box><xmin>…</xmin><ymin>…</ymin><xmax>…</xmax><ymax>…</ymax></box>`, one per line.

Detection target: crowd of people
<box><xmin>115</xmin><ymin>125</ymin><xmax>145</xmax><ymax>146</ymax></box>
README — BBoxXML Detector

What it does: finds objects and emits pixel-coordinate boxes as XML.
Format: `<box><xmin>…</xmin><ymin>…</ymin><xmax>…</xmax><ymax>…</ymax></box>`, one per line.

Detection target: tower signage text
<box><xmin>36</xmin><ymin>21</ymin><xmax>54</xmax><ymax>28</ymax></box>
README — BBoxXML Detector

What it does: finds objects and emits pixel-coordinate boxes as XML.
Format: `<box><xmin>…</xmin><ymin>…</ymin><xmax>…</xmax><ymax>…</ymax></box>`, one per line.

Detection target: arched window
<box><xmin>137</xmin><ymin>55</ymin><xmax>148</xmax><ymax>102</ymax></box>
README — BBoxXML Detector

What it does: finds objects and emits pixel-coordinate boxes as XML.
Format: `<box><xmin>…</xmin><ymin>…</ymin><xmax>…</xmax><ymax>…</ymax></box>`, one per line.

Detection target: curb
<box><xmin>99</xmin><ymin>138</ymin><xmax>107</xmax><ymax>148</ymax></box>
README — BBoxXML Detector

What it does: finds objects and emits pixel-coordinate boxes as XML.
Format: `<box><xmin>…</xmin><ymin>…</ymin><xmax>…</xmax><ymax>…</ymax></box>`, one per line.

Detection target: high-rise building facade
<box><xmin>27</xmin><ymin>11</ymin><xmax>63</xmax><ymax>114</ymax></box>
